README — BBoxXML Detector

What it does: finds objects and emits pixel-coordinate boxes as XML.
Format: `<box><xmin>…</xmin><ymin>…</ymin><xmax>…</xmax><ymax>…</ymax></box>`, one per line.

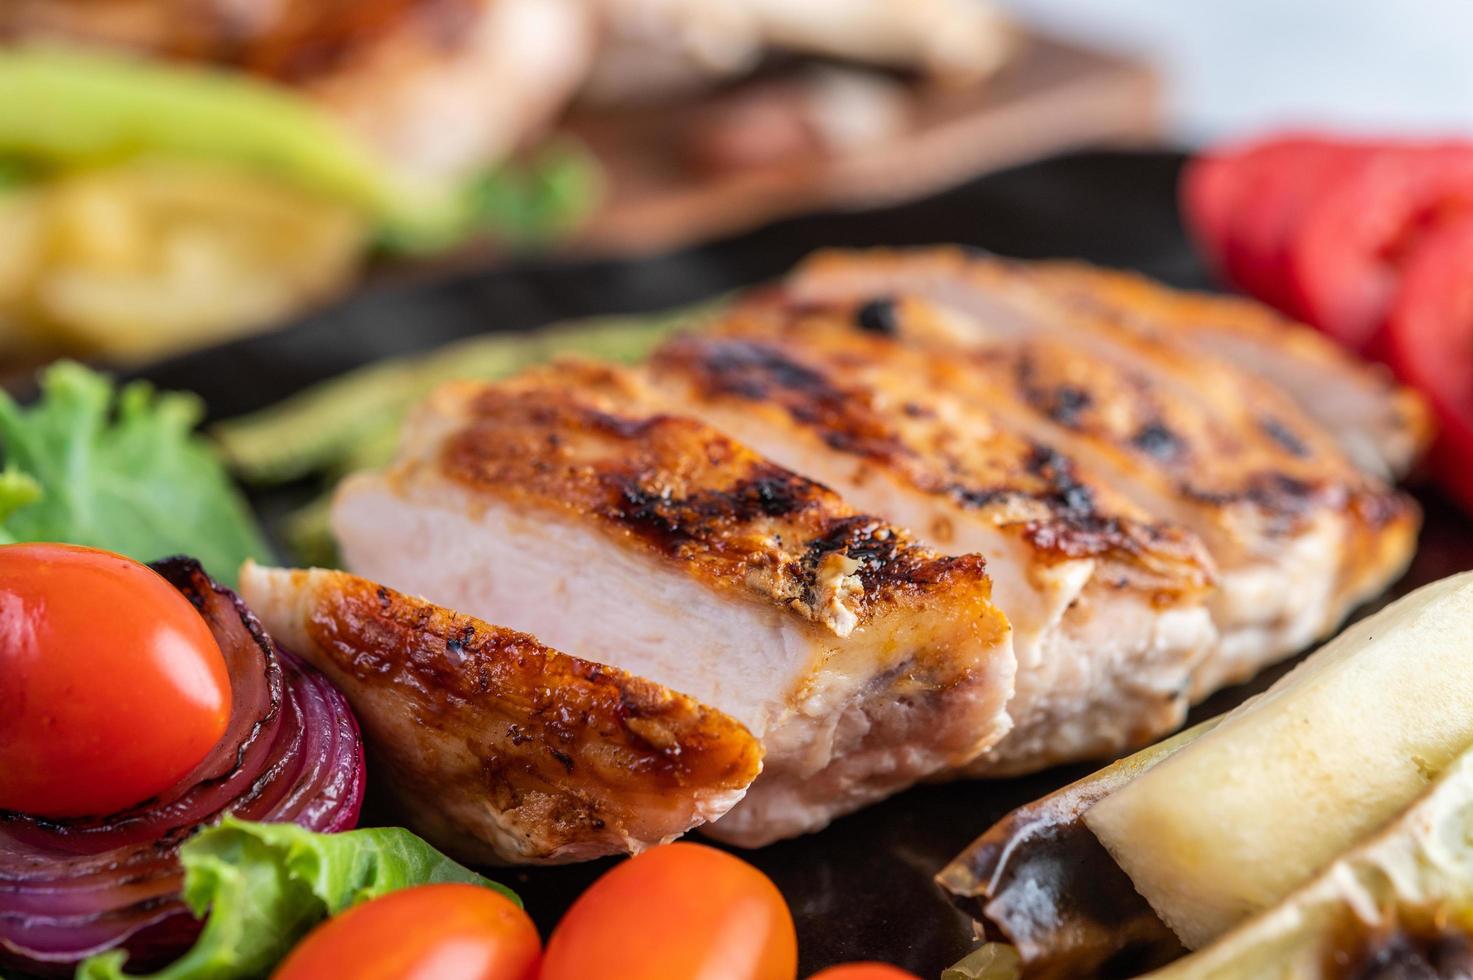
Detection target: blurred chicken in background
<box><xmin>0</xmin><ymin>0</ymin><xmax>1016</xmax><ymax>365</ymax></box>
<box><xmin>582</xmin><ymin>0</ymin><xmax>1013</xmax><ymax>103</ymax></box>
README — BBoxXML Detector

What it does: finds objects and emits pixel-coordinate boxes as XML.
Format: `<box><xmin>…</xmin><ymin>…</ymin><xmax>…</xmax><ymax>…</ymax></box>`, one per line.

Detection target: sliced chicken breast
<box><xmin>645</xmin><ymin>305</ymin><xmax>1218</xmax><ymax>774</ymax></box>
<box><xmin>1</xmin><ymin>0</ymin><xmax>594</xmax><ymax>181</ymax></box>
<box><xmin>789</xmin><ymin>247</ymin><xmax>1429</xmax><ymax>482</ymax></box>
<box><xmin>331</xmin><ymin>359</ymin><xmax>1015</xmax><ymax>846</ymax></box>
<box><xmin>1022</xmin><ymin>262</ymin><xmax>1433</xmax><ymax>482</ymax></box>
<box><xmin>783</xmin><ymin>256</ymin><xmax>1419</xmax><ymax>693</ymax></box>
<box><xmin>239</xmin><ymin>562</ymin><xmax>762</xmax><ymax>865</ymax></box>
<box><xmin>582</xmin><ymin>0</ymin><xmax>1012</xmax><ymax>103</ymax></box>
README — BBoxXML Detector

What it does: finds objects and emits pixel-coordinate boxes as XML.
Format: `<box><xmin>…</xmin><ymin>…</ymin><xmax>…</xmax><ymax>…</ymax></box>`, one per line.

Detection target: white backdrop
<box><xmin>999</xmin><ymin>0</ymin><xmax>1473</xmax><ymax>143</ymax></box>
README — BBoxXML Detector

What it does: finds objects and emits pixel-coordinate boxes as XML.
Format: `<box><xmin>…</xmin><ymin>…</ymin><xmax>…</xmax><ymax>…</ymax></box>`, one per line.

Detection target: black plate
<box><xmin>139</xmin><ymin>150</ymin><xmax>1472</xmax><ymax>975</ymax></box>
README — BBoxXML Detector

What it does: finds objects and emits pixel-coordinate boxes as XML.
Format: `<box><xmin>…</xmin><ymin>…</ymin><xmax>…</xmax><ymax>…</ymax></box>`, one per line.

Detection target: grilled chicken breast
<box><xmin>332</xmin><ymin>359</ymin><xmax>1015</xmax><ymax>846</ymax></box>
<box><xmin>0</xmin><ymin>0</ymin><xmax>594</xmax><ymax>180</ymax></box>
<box><xmin>582</xmin><ymin>0</ymin><xmax>1012</xmax><ymax>103</ymax></box>
<box><xmin>1020</xmin><ymin>262</ymin><xmax>1433</xmax><ymax>482</ymax></box>
<box><xmin>790</xmin><ymin>247</ymin><xmax>1429</xmax><ymax>482</ymax></box>
<box><xmin>239</xmin><ymin>563</ymin><xmax>762</xmax><ymax>865</ymax></box>
<box><xmin>785</xmin><ymin>249</ymin><xmax>1420</xmax><ymax>694</ymax></box>
<box><xmin>645</xmin><ymin>305</ymin><xmax>1218</xmax><ymax>774</ymax></box>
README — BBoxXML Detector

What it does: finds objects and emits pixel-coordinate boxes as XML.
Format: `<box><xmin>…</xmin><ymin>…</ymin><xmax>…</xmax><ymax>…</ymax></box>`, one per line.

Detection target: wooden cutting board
<box><xmin>567</xmin><ymin>32</ymin><xmax>1161</xmax><ymax>258</ymax></box>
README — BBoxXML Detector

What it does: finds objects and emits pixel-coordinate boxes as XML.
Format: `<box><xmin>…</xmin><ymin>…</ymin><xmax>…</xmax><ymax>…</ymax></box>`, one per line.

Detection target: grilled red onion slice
<box><xmin>0</xmin><ymin>558</ymin><xmax>365</xmax><ymax>976</ymax></box>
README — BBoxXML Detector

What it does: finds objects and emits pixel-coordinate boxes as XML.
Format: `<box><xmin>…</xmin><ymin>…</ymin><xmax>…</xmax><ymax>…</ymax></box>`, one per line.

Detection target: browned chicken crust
<box><xmin>1023</xmin><ymin>260</ymin><xmax>1434</xmax><ymax>479</ymax></box>
<box><xmin>786</xmin><ymin>257</ymin><xmax>1417</xmax><ymax>588</ymax></box>
<box><xmin>431</xmin><ymin>359</ymin><xmax>1007</xmax><ymax>641</ymax></box>
<box><xmin>651</xmin><ymin>304</ymin><xmax>1216</xmax><ymax>605</ymax></box>
<box><xmin>779</xmin><ymin>250</ymin><xmax>1421</xmax><ymax>699</ymax></box>
<box><xmin>239</xmin><ymin>563</ymin><xmax>763</xmax><ymax>864</ymax></box>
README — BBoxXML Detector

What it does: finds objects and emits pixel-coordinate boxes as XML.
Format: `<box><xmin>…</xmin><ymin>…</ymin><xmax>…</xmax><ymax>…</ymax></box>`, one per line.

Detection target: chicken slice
<box><xmin>782</xmin><ymin>259</ymin><xmax>1419</xmax><ymax>693</ymax></box>
<box><xmin>789</xmin><ymin>246</ymin><xmax>1428</xmax><ymax>482</ymax></box>
<box><xmin>1</xmin><ymin>0</ymin><xmax>595</xmax><ymax>181</ymax></box>
<box><xmin>645</xmin><ymin>305</ymin><xmax>1218</xmax><ymax>775</ymax></box>
<box><xmin>238</xmin><ymin>562</ymin><xmax>762</xmax><ymax>865</ymax></box>
<box><xmin>581</xmin><ymin>0</ymin><xmax>1013</xmax><ymax>104</ymax></box>
<box><xmin>331</xmin><ymin>360</ymin><xmax>1015</xmax><ymax>846</ymax></box>
<box><xmin>1021</xmin><ymin>262</ymin><xmax>1433</xmax><ymax>482</ymax></box>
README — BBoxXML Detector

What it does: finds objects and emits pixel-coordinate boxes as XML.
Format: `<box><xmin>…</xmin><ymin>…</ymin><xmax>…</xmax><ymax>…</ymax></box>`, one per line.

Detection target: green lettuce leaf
<box><xmin>0</xmin><ymin>361</ymin><xmax>269</xmax><ymax>583</ymax></box>
<box><xmin>79</xmin><ymin>817</ymin><xmax>514</xmax><ymax>980</ymax></box>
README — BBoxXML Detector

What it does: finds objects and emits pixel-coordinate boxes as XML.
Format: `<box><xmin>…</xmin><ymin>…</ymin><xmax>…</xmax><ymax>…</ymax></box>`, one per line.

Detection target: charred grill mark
<box><xmin>1026</xmin><ymin>444</ymin><xmax>1097</xmax><ymax>517</ymax></box>
<box><xmin>948</xmin><ymin>485</ymin><xmax>1013</xmax><ymax>510</ymax></box>
<box><xmin>1330</xmin><ymin>912</ymin><xmax>1473</xmax><ymax>980</ymax></box>
<box><xmin>1179</xmin><ymin>471</ymin><xmax>1324</xmax><ymax>533</ymax></box>
<box><xmin>1014</xmin><ymin>352</ymin><xmax>1096</xmax><ymax>430</ymax></box>
<box><xmin>674</xmin><ymin>338</ymin><xmax>908</xmax><ymax>464</ymax></box>
<box><xmin>696</xmin><ymin>340</ymin><xmax>834</xmax><ymax>402</ymax></box>
<box><xmin>447</xmin><ymin>370</ymin><xmax>996</xmax><ymax>623</ymax></box>
<box><xmin>586</xmin><ymin>409</ymin><xmax>666</xmax><ymax>441</ymax></box>
<box><xmin>854</xmin><ymin>297</ymin><xmax>901</xmax><ymax>336</ymax></box>
<box><xmin>597</xmin><ymin>465</ymin><xmax>819</xmax><ymax>555</ymax></box>
<box><xmin>1132</xmin><ymin>421</ymin><xmax>1183</xmax><ymax>461</ymax></box>
<box><xmin>1259</xmin><ymin>416</ymin><xmax>1312</xmax><ymax>458</ymax></box>
<box><xmin>1048</xmin><ymin>386</ymin><xmax>1093</xmax><ymax>427</ymax></box>
<box><xmin>802</xmin><ymin>516</ymin><xmax>902</xmax><ymax>571</ymax></box>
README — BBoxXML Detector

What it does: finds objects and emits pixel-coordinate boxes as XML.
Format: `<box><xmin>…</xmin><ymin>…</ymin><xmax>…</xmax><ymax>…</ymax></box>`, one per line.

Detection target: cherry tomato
<box><xmin>1287</xmin><ymin>143</ymin><xmax>1473</xmax><ymax>353</ymax></box>
<box><xmin>809</xmin><ymin>964</ymin><xmax>920</xmax><ymax>979</ymax></box>
<box><xmin>272</xmin><ymin>884</ymin><xmax>540</xmax><ymax>980</ymax></box>
<box><xmin>541</xmin><ymin>842</ymin><xmax>798</xmax><ymax>980</ymax></box>
<box><xmin>1385</xmin><ymin>212</ymin><xmax>1473</xmax><ymax>514</ymax></box>
<box><xmin>0</xmin><ymin>543</ymin><xmax>231</xmax><ymax>817</ymax></box>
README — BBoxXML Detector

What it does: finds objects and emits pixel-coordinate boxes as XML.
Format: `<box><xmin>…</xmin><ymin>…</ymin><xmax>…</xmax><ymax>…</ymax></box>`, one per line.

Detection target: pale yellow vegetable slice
<box><xmin>1144</xmin><ymin>739</ymin><xmax>1473</xmax><ymax>979</ymax></box>
<box><xmin>1084</xmin><ymin>571</ymin><xmax>1473</xmax><ymax>949</ymax></box>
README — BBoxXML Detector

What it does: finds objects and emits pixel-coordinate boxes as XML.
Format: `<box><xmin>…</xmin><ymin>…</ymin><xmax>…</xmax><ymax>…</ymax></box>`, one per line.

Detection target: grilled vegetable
<box><xmin>1085</xmin><ymin>572</ymin><xmax>1473</xmax><ymax>949</ymax></box>
<box><xmin>937</xmin><ymin>720</ymin><xmax>1218</xmax><ymax>978</ymax></box>
<box><xmin>1146</xmin><ymin>740</ymin><xmax>1473</xmax><ymax>979</ymax></box>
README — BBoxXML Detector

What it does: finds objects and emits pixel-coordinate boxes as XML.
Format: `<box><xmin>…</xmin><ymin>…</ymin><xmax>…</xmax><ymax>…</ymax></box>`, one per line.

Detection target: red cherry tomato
<box><xmin>541</xmin><ymin>842</ymin><xmax>798</xmax><ymax>980</ymax></box>
<box><xmin>1385</xmin><ymin>212</ymin><xmax>1473</xmax><ymax>513</ymax></box>
<box><xmin>0</xmin><ymin>543</ymin><xmax>232</xmax><ymax>817</ymax></box>
<box><xmin>809</xmin><ymin>964</ymin><xmax>920</xmax><ymax>979</ymax></box>
<box><xmin>1287</xmin><ymin>143</ymin><xmax>1473</xmax><ymax>353</ymax></box>
<box><xmin>272</xmin><ymin>884</ymin><xmax>540</xmax><ymax>980</ymax></box>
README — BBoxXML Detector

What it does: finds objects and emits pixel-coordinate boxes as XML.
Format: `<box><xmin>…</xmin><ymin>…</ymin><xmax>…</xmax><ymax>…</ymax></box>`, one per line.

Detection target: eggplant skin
<box><xmin>240</xmin><ymin>563</ymin><xmax>764</xmax><ymax>865</ymax></box>
<box><xmin>936</xmin><ymin>723</ymin><xmax>1219</xmax><ymax>979</ymax></box>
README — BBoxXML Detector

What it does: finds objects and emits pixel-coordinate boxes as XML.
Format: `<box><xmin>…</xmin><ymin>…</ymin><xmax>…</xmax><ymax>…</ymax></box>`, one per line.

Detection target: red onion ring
<box><xmin>0</xmin><ymin>558</ymin><xmax>365</xmax><ymax>976</ymax></box>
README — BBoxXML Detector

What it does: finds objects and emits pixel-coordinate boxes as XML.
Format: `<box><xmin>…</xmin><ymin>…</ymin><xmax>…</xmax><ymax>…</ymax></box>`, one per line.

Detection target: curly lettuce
<box><xmin>79</xmin><ymin>817</ymin><xmax>514</xmax><ymax>980</ymax></box>
<box><xmin>0</xmin><ymin>361</ymin><xmax>269</xmax><ymax>583</ymax></box>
